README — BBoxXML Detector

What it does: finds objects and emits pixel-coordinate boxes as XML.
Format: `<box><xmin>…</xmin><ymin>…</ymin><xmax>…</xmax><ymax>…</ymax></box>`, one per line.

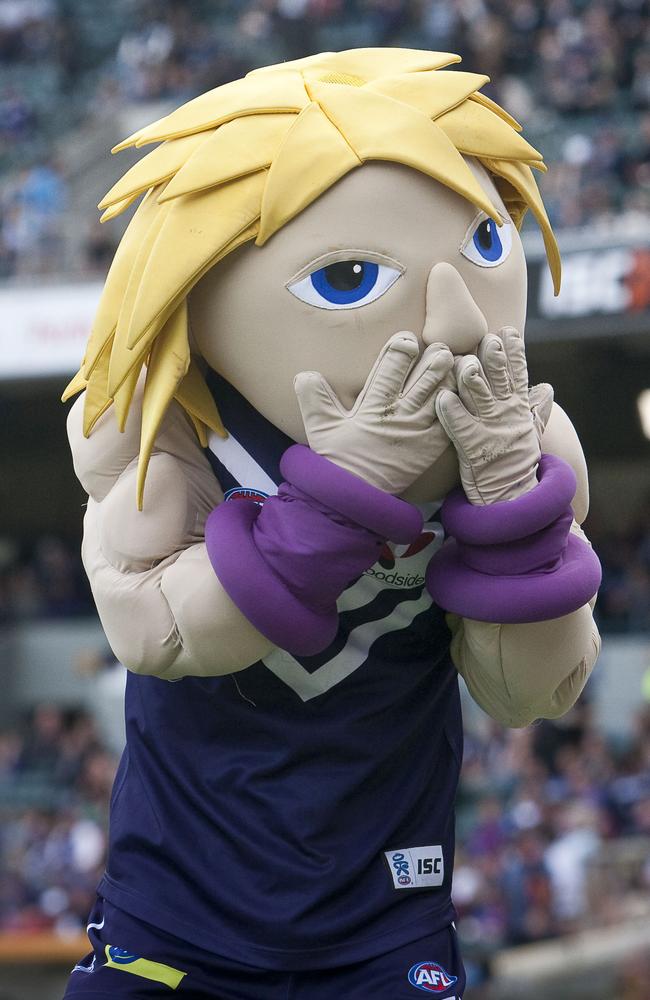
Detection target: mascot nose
<box><xmin>421</xmin><ymin>262</ymin><xmax>488</xmax><ymax>355</ymax></box>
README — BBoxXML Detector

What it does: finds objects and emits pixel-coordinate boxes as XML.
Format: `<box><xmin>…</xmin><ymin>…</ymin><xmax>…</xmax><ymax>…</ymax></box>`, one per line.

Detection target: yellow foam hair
<box><xmin>297</xmin><ymin>82</ymin><xmax>498</xmax><ymax>222</ymax></box>
<box><xmin>99</xmin><ymin>133</ymin><xmax>206</xmax><ymax>210</ymax></box>
<box><xmin>158</xmin><ymin>114</ymin><xmax>291</xmax><ymax>203</ymax></box>
<box><xmin>435</xmin><ymin>100</ymin><xmax>542</xmax><ymax>162</ymax></box>
<box><xmin>113</xmin><ymin>73</ymin><xmax>309</xmax><ymax>151</ymax></box>
<box><xmin>366</xmin><ymin>70</ymin><xmax>490</xmax><ymax>120</ymax></box>
<box><xmin>99</xmin><ymin>193</ymin><xmax>141</xmax><ymax>223</ymax></box>
<box><xmin>65</xmin><ymin>47</ymin><xmax>560</xmax><ymax>506</ymax></box>
<box><xmin>137</xmin><ymin>301</ymin><xmax>190</xmax><ymax>507</ymax></box>
<box><xmin>121</xmin><ymin>170</ymin><xmax>265</xmax><ymax>359</ymax></box>
<box><xmin>483</xmin><ymin>157</ymin><xmax>560</xmax><ymax>294</ymax></box>
<box><xmin>251</xmin><ymin>47</ymin><xmax>461</xmax><ymax>80</ymax></box>
<box><xmin>78</xmin><ymin>189</ymin><xmax>161</xmax><ymax>379</ymax></box>
<box><xmin>258</xmin><ymin>102</ymin><xmax>361</xmax><ymax>244</ymax></box>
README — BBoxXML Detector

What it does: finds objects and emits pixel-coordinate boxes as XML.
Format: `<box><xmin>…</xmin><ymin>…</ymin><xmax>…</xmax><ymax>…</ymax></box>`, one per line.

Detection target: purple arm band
<box><xmin>280</xmin><ymin>444</ymin><xmax>423</xmax><ymax>544</ymax></box>
<box><xmin>426</xmin><ymin>454</ymin><xmax>602</xmax><ymax>624</ymax></box>
<box><xmin>205</xmin><ymin>447</ymin><xmax>422</xmax><ymax>656</ymax></box>
<box><xmin>205</xmin><ymin>500</ymin><xmax>340</xmax><ymax>655</ymax></box>
<box><xmin>441</xmin><ymin>454</ymin><xmax>576</xmax><ymax>544</ymax></box>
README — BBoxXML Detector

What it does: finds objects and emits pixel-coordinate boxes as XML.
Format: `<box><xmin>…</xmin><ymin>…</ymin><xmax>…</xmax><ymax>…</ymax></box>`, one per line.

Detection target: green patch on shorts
<box><xmin>104</xmin><ymin>944</ymin><xmax>187</xmax><ymax>990</ymax></box>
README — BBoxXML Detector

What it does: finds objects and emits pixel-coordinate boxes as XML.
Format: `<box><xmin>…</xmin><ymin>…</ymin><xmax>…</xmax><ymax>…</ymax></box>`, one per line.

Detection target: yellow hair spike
<box><xmin>83</xmin><ymin>189</ymin><xmax>159</xmax><ymax>377</ymax></box>
<box><xmin>252</xmin><ymin>48</ymin><xmax>461</xmax><ymax>80</ymax></box>
<box><xmin>108</xmin><ymin>199</ymin><xmax>173</xmax><ymax>396</ymax></box>
<box><xmin>173</xmin><ymin>357</ymin><xmax>227</xmax><ymax>441</ymax></box>
<box><xmin>308</xmin><ymin>82</ymin><xmax>498</xmax><ymax>220</ymax></box>
<box><xmin>365</xmin><ymin>70</ymin><xmax>490</xmax><ymax>120</ymax></box>
<box><xmin>113</xmin><ymin>73</ymin><xmax>308</xmax><ymax>151</ymax></box>
<box><xmin>469</xmin><ymin>92</ymin><xmax>522</xmax><ymax>132</ymax></box>
<box><xmin>137</xmin><ymin>301</ymin><xmax>190</xmax><ymax>508</ymax></box>
<box><xmin>258</xmin><ymin>102</ymin><xmax>361</xmax><ymax>245</ymax></box>
<box><xmin>122</xmin><ymin>171</ymin><xmax>265</xmax><ymax>360</ymax></box>
<box><xmin>435</xmin><ymin>100</ymin><xmax>542</xmax><ymax>162</ymax></box>
<box><xmin>113</xmin><ymin>362</ymin><xmax>144</xmax><ymax>433</ymax></box>
<box><xmin>61</xmin><ymin>368</ymin><xmax>87</xmax><ymax>402</ymax></box>
<box><xmin>99</xmin><ymin>193</ymin><xmax>141</xmax><ymax>223</ymax></box>
<box><xmin>99</xmin><ymin>133</ymin><xmax>206</xmax><ymax>210</ymax></box>
<box><xmin>483</xmin><ymin>157</ymin><xmax>561</xmax><ymax>294</ymax></box>
<box><xmin>158</xmin><ymin>114</ymin><xmax>293</xmax><ymax>204</ymax></box>
<box><xmin>82</xmin><ymin>336</ymin><xmax>114</xmax><ymax>437</ymax></box>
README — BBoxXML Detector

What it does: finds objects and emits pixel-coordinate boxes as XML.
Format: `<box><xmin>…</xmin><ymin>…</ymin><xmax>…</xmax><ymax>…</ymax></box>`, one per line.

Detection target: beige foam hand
<box><xmin>435</xmin><ymin>327</ymin><xmax>554</xmax><ymax>505</ymax></box>
<box><xmin>294</xmin><ymin>331</ymin><xmax>454</xmax><ymax>495</ymax></box>
<box><xmin>67</xmin><ymin>383</ymin><xmax>221</xmax><ymax>573</ymax></box>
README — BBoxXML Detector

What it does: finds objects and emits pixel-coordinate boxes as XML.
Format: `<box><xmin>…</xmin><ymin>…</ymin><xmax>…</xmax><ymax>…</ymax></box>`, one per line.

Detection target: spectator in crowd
<box><xmin>0</xmin><ymin>706</ymin><xmax>115</xmax><ymax>934</ymax></box>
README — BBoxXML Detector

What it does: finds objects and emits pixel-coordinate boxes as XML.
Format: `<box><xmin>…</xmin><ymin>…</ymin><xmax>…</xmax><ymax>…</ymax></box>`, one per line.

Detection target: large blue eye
<box><xmin>287</xmin><ymin>258</ymin><xmax>402</xmax><ymax>310</ymax></box>
<box><xmin>461</xmin><ymin>216</ymin><xmax>512</xmax><ymax>268</ymax></box>
<box><xmin>311</xmin><ymin>260</ymin><xmax>378</xmax><ymax>304</ymax></box>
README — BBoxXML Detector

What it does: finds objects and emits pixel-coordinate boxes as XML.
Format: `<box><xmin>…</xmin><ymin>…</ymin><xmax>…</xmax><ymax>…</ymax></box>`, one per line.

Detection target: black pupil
<box><xmin>477</xmin><ymin>220</ymin><xmax>494</xmax><ymax>249</ymax></box>
<box><xmin>324</xmin><ymin>261</ymin><xmax>365</xmax><ymax>291</ymax></box>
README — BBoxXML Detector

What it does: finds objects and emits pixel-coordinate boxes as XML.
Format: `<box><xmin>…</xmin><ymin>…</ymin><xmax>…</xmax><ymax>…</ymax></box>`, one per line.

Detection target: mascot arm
<box><xmin>68</xmin><ymin>392</ymin><xmax>275</xmax><ymax>680</ymax></box>
<box><xmin>448</xmin><ymin>403</ymin><xmax>600</xmax><ymax>727</ymax></box>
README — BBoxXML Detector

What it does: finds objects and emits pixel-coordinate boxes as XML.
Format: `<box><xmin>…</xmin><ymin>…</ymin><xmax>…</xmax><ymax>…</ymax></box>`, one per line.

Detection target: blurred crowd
<box><xmin>0</xmin><ymin>535</ymin><xmax>93</xmax><ymax>622</ymax></box>
<box><xmin>0</xmin><ymin>703</ymin><xmax>117</xmax><ymax>935</ymax></box>
<box><xmin>0</xmin><ymin>695</ymin><xmax>648</xmax><ymax>991</ymax></box>
<box><xmin>589</xmin><ymin>496</ymin><xmax>650</xmax><ymax>633</ymax></box>
<box><xmin>0</xmin><ymin>0</ymin><xmax>649</xmax><ymax>276</ymax></box>
<box><xmin>456</xmin><ymin>700</ymin><xmax>650</xmax><ymax>988</ymax></box>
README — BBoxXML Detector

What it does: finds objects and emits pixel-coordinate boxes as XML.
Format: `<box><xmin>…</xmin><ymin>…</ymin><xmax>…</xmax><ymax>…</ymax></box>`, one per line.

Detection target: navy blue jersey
<box><xmin>98</xmin><ymin>373</ymin><xmax>462</xmax><ymax>970</ymax></box>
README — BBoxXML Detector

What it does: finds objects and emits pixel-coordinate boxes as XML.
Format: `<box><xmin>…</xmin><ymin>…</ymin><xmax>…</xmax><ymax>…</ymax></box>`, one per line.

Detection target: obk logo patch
<box><xmin>407</xmin><ymin>961</ymin><xmax>458</xmax><ymax>993</ymax></box>
<box><xmin>384</xmin><ymin>845</ymin><xmax>444</xmax><ymax>889</ymax></box>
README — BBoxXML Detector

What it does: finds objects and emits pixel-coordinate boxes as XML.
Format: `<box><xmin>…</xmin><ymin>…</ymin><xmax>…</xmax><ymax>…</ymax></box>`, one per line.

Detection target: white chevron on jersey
<box><xmin>263</xmin><ymin>585</ymin><xmax>434</xmax><ymax>702</ymax></box>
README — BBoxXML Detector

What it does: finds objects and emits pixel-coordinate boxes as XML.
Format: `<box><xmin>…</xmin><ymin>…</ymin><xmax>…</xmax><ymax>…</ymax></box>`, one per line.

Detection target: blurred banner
<box><xmin>0</xmin><ymin>282</ymin><xmax>102</xmax><ymax>379</ymax></box>
<box><xmin>527</xmin><ymin>241</ymin><xmax>650</xmax><ymax>340</ymax></box>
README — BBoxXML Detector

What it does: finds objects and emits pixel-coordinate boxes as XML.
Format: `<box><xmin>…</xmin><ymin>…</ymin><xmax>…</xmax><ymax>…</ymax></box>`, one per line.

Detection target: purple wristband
<box><xmin>426</xmin><ymin>455</ymin><xmax>602</xmax><ymax>623</ymax></box>
<box><xmin>280</xmin><ymin>444</ymin><xmax>422</xmax><ymax>544</ymax></box>
<box><xmin>205</xmin><ymin>446</ymin><xmax>421</xmax><ymax>656</ymax></box>
<box><xmin>441</xmin><ymin>454</ymin><xmax>577</xmax><ymax>545</ymax></box>
<box><xmin>205</xmin><ymin>500</ymin><xmax>340</xmax><ymax>656</ymax></box>
<box><xmin>426</xmin><ymin>533</ymin><xmax>601</xmax><ymax>623</ymax></box>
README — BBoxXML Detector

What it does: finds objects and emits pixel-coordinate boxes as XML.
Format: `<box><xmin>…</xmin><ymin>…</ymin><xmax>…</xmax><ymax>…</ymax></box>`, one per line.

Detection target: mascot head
<box><xmin>65</xmin><ymin>48</ymin><xmax>559</xmax><ymax>507</ymax></box>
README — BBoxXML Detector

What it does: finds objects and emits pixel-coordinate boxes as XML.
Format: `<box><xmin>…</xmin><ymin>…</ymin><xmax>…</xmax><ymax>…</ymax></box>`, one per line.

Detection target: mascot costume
<box><xmin>63</xmin><ymin>49</ymin><xmax>601</xmax><ymax>1000</ymax></box>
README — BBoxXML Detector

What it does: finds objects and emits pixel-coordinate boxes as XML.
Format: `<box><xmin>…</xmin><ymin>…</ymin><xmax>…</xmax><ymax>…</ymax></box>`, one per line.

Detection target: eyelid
<box><xmin>459</xmin><ymin>210</ymin><xmax>510</xmax><ymax>253</ymax></box>
<box><xmin>285</xmin><ymin>249</ymin><xmax>406</xmax><ymax>288</ymax></box>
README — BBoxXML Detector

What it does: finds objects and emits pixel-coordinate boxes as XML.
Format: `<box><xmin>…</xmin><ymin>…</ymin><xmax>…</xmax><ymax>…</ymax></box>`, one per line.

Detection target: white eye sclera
<box><xmin>461</xmin><ymin>216</ymin><xmax>512</xmax><ymax>268</ymax></box>
<box><xmin>287</xmin><ymin>258</ymin><xmax>402</xmax><ymax>310</ymax></box>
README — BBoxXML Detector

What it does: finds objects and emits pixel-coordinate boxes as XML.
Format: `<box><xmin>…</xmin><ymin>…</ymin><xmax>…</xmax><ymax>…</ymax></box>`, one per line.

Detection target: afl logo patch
<box><xmin>408</xmin><ymin>961</ymin><xmax>458</xmax><ymax>993</ymax></box>
<box><xmin>224</xmin><ymin>486</ymin><xmax>269</xmax><ymax>505</ymax></box>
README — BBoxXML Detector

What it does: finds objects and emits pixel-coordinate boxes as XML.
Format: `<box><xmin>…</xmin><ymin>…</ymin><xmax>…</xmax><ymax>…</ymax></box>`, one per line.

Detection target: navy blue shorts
<box><xmin>63</xmin><ymin>896</ymin><xmax>465</xmax><ymax>999</ymax></box>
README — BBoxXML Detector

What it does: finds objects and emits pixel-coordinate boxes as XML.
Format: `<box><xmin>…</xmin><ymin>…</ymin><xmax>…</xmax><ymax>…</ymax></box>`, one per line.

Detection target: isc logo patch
<box><xmin>407</xmin><ymin>961</ymin><xmax>458</xmax><ymax>993</ymax></box>
<box><xmin>384</xmin><ymin>845</ymin><xmax>444</xmax><ymax>890</ymax></box>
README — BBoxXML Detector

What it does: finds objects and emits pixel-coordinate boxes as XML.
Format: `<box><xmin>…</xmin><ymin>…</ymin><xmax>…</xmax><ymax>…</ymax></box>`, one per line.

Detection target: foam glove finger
<box><xmin>455</xmin><ymin>355</ymin><xmax>494</xmax><ymax>419</ymax></box>
<box><xmin>435</xmin><ymin>386</ymin><xmax>477</xmax><ymax>445</ymax></box>
<box><xmin>500</xmin><ymin>326</ymin><xmax>529</xmax><ymax>396</ymax></box>
<box><xmin>401</xmin><ymin>342</ymin><xmax>454</xmax><ymax>411</ymax></box>
<box><xmin>529</xmin><ymin>382</ymin><xmax>554</xmax><ymax>439</ymax></box>
<box><xmin>294</xmin><ymin>370</ymin><xmax>347</xmax><ymax>431</ymax></box>
<box><xmin>359</xmin><ymin>331</ymin><xmax>419</xmax><ymax>409</ymax></box>
<box><xmin>477</xmin><ymin>334</ymin><xmax>513</xmax><ymax>400</ymax></box>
